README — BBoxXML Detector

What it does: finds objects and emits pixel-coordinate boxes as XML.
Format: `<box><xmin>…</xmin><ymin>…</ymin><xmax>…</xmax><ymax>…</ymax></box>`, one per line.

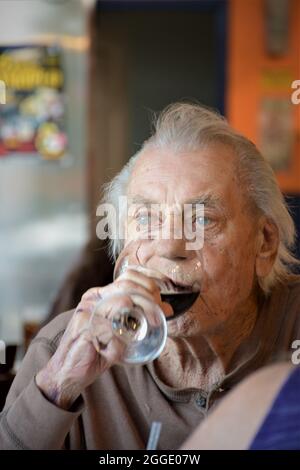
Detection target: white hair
<box><xmin>101</xmin><ymin>102</ymin><xmax>299</xmax><ymax>294</ymax></box>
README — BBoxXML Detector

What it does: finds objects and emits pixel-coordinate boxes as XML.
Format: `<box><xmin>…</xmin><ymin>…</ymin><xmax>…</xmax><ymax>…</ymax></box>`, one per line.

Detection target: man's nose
<box><xmin>154</xmin><ymin>237</ymin><xmax>188</xmax><ymax>261</ymax></box>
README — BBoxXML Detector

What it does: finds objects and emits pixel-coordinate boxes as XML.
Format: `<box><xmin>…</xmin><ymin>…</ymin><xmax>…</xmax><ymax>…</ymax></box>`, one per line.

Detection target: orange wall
<box><xmin>227</xmin><ymin>0</ymin><xmax>300</xmax><ymax>192</ymax></box>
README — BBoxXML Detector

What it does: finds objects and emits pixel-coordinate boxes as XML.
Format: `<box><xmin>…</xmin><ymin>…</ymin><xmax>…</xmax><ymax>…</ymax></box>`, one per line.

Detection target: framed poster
<box><xmin>259</xmin><ymin>97</ymin><xmax>294</xmax><ymax>171</ymax></box>
<box><xmin>0</xmin><ymin>45</ymin><xmax>67</xmax><ymax>160</ymax></box>
<box><xmin>258</xmin><ymin>66</ymin><xmax>300</xmax><ymax>192</ymax></box>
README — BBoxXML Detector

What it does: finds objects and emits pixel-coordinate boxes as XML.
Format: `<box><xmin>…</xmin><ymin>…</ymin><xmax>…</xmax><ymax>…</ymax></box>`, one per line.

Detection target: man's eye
<box><xmin>136</xmin><ymin>211</ymin><xmax>161</xmax><ymax>228</ymax></box>
<box><xmin>195</xmin><ymin>215</ymin><xmax>211</xmax><ymax>226</ymax></box>
<box><xmin>136</xmin><ymin>212</ymin><xmax>150</xmax><ymax>225</ymax></box>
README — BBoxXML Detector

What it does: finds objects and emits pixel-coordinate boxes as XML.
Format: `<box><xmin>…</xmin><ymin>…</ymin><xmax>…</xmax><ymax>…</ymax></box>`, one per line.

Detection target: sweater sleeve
<box><xmin>0</xmin><ymin>322</ymin><xmax>84</xmax><ymax>449</ymax></box>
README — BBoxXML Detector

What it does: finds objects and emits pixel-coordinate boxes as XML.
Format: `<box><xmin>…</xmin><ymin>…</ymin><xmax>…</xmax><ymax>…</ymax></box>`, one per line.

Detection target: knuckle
<box><xmin>81</xmin><ymin>288</ymin><xmax>94</xmax><ymax>300</ymax></box>
<box><xmin>114</xmin><ymin>279</ymin><xmax>137</xmax><ymax>292</ymax></box>
<box><xmin>147</xmin><ymin>278</ymin><xmax>158</xmax><ymax>292</ymax></box>
<box><xmin>81</xmin><ymin>287</ymin><xmax>102</xmax><ymax>301</ymax></box>
<box><xmin>117</xmin><ymin>269</ymin><xmax>134</xmax><ymax>281</ymax></box>
<box><xmin>76</xmin><ymin>299</ymin><xmax>94</xmax><ymax>314</ymax></box>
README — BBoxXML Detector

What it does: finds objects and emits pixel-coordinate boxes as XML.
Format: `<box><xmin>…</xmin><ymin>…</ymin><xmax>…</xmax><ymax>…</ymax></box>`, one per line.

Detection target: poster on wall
<box><xmin>259</xmin><ymin>97</ymin><xmax>294</xmax><ymax>172</ymax></box>
<box><xmin>0</xmin><ymin>45</ymin><xmax>68</xmax><ymax>160</ymax></box>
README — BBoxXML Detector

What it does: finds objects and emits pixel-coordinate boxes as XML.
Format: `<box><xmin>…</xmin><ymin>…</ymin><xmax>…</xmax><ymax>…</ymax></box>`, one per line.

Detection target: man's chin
<box><xmin>166</xmin><ymin>310</ymin><xmax>207</xmax><ymax>338</ymax></box>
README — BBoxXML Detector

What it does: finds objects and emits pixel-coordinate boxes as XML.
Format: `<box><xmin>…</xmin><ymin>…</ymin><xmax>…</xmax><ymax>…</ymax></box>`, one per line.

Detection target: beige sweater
<box><xmin>1</xmin><ymin>276</ymin><xmax>300</xmax><ymax>450</ymax></box>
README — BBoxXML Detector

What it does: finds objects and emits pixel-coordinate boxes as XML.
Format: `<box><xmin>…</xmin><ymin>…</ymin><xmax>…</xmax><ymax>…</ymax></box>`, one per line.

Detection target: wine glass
<box><xmin>89</xmin><ymin>249</ymin><xmax>201</xmax><ymax>365</ymax></box>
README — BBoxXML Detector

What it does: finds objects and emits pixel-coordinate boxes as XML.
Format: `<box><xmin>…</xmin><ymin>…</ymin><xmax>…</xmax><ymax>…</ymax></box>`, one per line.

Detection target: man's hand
<box><xmin>35</xmin><ymin>268</ymin><xmax>172</xmax><ymax>410</ymax></box>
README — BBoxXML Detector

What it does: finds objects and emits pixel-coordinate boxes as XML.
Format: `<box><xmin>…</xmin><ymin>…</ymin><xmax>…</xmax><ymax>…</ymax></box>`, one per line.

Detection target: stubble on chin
<box><xmin>166</xmin><ymin>309</ymin><xmax>206</xmax><ymax>338</ymax></box>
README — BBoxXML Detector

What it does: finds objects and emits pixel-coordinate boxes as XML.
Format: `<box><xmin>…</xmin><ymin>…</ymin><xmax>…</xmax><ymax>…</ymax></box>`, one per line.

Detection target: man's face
<box><xmin>123</xmin><ymin>143</ymin><xmax>260</xmax><ymax>337</ymax></box>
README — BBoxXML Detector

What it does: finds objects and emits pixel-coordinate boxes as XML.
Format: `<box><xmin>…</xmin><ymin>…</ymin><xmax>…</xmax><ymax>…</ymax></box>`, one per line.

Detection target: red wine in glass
<box><xmin>161</xmin><ymin>291</ymin><xmax>200</xmax><ymax>318</ymax></box>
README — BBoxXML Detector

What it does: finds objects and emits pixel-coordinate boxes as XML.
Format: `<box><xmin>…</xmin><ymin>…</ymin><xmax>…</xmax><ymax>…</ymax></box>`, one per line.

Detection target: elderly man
<box><xmin>1</xmin><ymin>103</ymin><xmax>299</xmax><ymax>450</ymax></box>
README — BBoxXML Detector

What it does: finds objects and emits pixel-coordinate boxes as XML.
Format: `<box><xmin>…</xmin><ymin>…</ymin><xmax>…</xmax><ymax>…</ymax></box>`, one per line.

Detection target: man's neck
<box><xmin>154</xmin><ymin>295</ymin><xmax>259</xmax><ymax>392</ymax></box>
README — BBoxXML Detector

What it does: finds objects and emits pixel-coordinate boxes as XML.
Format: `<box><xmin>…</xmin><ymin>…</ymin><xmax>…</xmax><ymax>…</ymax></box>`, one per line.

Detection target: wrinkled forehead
<box><xmin>127</xmin><ymin>144</ymin><xmax>244</xmax><ymax>210</ymax></box>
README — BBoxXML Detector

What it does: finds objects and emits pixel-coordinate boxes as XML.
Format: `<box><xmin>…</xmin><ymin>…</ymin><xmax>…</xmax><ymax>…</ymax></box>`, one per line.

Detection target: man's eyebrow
<box><xmin>183</xmin><ymin>194</ymin><xmax>223</xmax><ymax>208</ymax></box>
<box><xmin>128</xmin><ymin>195</ymin><xmax>160</xmax><ymax>205</ymax></box>
<box><xmin>128</xmin><ymin>194</ymin><xmax>223</xmax><ymax>208</ymax></box>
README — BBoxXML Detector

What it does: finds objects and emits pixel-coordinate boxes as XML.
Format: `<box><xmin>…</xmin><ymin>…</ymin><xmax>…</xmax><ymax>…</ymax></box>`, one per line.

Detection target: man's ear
<box><xmin>255</xmin><ymin>216</ymin><xmax>279</xmax><ymax>278</ymax></box>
